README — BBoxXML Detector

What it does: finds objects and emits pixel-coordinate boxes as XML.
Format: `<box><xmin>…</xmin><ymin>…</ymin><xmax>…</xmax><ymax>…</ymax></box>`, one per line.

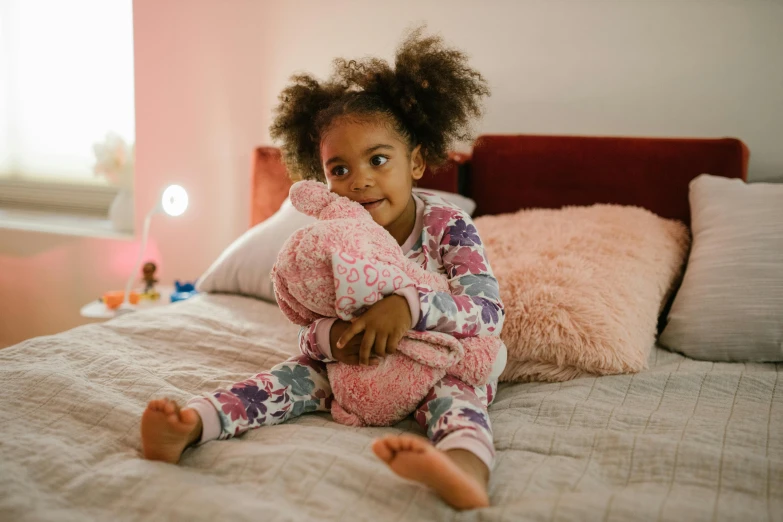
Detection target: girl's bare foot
<box><xmin>141</xmin><ymin>398</ymin><xmax>202</xmax><ymax>464</ymax></box>
<box><xmin>372</xmin><ymin>435</ymin><xmax>489</xmax><ymax>510</ymax></box>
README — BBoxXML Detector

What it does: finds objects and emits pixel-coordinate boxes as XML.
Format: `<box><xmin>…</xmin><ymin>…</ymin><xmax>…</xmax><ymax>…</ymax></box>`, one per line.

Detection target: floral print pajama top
<box><xmin>300</xmin><ymin>190</ymin><xmax>506</xmax><ymax>360</ymax></box>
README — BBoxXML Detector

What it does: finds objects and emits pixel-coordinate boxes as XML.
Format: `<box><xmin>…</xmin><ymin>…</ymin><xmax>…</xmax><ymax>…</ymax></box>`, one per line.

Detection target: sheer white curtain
<box><xmin>0</xmin><ymin>0</ymin><xmax>134</xmax><ymax>184</ymax></box>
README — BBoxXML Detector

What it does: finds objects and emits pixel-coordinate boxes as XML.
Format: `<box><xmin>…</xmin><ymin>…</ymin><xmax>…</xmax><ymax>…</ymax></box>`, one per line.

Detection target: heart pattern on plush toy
<box><xmin>336</xmin><ymin>296</ymin><xmax>356</xmax><ymax>311</ymax></box>
<box><xmin>332</xmin><ymin>252</ymin><xmax>417</xmax><ymax>320</ymax></box>
<box><xmin>364</xmin><ymin>265</ymin><xmax>378</xmax><ymax>285</ymax></box>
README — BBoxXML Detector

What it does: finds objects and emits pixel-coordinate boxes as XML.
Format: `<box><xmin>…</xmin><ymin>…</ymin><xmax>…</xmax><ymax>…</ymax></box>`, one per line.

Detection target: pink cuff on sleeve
<box><xmin>187</xmin><ymin>397</ymin><xmax>222</xmax><ymax>445</ymax></box>
<box><xmin>315</xmin><ymin>317</ymin><xmax>338</xmax><ymax>360</ymax></box>
<box><xmin>436</xmin><ymin>433</ymin><xmax>495</xmax><ymax>470</ymax></box>
<box><xmin>394</xmin><ymin>286</ymin><xmax>421</xmax><ymax>329</ymax></box>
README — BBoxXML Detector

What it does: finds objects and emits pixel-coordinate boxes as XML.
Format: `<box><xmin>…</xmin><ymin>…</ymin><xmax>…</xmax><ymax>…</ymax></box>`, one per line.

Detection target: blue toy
<box><xmin>170</xmin><ymin>280</ymin><xmax>199</xmax><ymax>303</ymax></box>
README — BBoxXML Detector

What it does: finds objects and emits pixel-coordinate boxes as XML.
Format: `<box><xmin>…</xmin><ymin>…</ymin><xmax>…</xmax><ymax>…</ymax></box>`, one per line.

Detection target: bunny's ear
<box><xmin>289</xmin><ymin>180</ymin><xmax>336</xmax><ymax>217</ymax></box>
<box><xmin>289</xmin><ymin>180</ymin><xmax>371</xmax><ymax>221</ymax></box>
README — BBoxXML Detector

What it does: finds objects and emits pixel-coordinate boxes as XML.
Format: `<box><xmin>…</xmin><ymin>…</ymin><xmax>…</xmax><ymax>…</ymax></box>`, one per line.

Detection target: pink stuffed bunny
<box><xmin>272</xmin><ymin>180</ymin><xmax>502</xmax><ymax>427</ymax></box>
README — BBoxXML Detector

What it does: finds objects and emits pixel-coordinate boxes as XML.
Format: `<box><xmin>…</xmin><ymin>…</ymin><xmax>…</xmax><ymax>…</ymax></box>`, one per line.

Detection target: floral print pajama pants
<box><xmin>193</xmin><ymin>355</ymin><xmax>497</xmax><ymax>468</ymax></box>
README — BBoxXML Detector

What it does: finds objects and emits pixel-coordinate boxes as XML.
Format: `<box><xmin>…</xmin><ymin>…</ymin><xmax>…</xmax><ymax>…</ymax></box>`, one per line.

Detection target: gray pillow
<box><xmin>659</xmin><ymin>174</ymin><xmax>783</xmax><ymax>361</ymax></box>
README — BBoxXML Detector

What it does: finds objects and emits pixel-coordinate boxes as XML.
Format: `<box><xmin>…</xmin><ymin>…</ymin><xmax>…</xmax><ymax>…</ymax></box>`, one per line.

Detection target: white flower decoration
<box><xmin>93</xmin><ymin>132</ymin><xmax>134</xmax><ymax>190</ymax></box>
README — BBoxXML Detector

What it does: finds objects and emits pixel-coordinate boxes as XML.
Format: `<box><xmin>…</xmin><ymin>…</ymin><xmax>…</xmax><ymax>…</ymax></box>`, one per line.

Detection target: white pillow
<box><xmin>197</xmin><ymin>189</ymin><xmax>476</xmax><ymax>302</ymax></box>
<box><xmin>197</xmin><ymin>198</ymin><xmax>316</xmax><ymax>302</ymax></box>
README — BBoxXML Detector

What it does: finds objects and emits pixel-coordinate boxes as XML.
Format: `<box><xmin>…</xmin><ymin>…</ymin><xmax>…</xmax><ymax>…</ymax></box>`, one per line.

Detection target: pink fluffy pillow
<box><xmin>474</xmin><ymin>205</ymin><xmax>690</xmax><ymax>382</ymax></box>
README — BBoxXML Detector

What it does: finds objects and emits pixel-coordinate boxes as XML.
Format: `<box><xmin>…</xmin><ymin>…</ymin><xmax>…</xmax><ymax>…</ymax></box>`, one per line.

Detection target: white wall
<box><xmin>1</xmin><ymin>0</ymin><xmax>781</xmax><ymax>346</ymax></box>
<box><xmin>257</xmin><ymin>0</ymin><xmax>783</xmax><ymax>180</ymax></box>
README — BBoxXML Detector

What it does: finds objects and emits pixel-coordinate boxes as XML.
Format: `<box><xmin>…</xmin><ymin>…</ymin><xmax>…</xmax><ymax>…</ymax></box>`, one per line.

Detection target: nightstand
<box><xmin>80</xmin><ymin>285</ymin><xmax>175</xmax><ymax>319</ymax></box>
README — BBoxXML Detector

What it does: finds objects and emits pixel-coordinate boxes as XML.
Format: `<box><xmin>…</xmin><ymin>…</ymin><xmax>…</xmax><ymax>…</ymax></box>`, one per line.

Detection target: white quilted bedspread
<box><xmin>0</xmin><ymin>294</ymin><xmax>780</xmax><ymax>522</ymax></box>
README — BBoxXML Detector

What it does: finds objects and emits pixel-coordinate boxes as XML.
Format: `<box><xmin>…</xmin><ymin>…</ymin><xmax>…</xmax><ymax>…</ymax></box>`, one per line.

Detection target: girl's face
<box><xmin>320</xmin><ymin>117</ymin><xmax>425</xmax><ymax>238</ymax></box>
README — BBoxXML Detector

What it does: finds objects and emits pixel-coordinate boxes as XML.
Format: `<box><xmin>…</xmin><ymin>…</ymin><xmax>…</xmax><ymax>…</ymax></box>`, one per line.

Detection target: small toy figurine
<box><xmin>170</xmin><ymin>280</ymin><xmax>198</xmax><ymax>303</ymax></box>
<box><xmin>140</xmin><ymin>261</ymin><xmax>160</xmax><ymax>300</ymax></box>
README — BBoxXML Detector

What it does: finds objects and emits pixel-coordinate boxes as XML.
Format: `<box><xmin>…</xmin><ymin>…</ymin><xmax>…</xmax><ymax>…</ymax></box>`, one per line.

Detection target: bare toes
<box><xmin>372</xmin><ymin>439</ymin><xmax>395</xmax><ymax>462</ymax></box>
<box><xmin>379</xmin><ymin>435</ymin><xmax>407</xmax><ymax>454</ymax></box>
<box><xmin>397</xmin><ymin>435</ymin><xmax>430</xmax><ymax>453</ymax></box>
<box><xmin>373</xmin><ymin>435</ymin><xmax>431</xmax><ymax>461</ymax></box>
<box><xmin>373</xmin><ymin>440</ymin><xmax>490</xmax><ymax>510</ymax></box>
<box><xmin>179</xmin><ymin>407</ymin><xmax>199</xmax><ymax>426</ymax></box>
<box><xmin>163</xmin><ymin>400</ymin><xmax>177</xmax><ymax>415</ymax></box>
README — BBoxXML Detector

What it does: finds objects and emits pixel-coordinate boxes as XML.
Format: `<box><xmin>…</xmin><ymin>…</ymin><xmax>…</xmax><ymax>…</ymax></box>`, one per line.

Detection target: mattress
<box><xmin>0</xmin><ymin>294</ymin><xmax>780</xmax><ymax>521</ymax></box>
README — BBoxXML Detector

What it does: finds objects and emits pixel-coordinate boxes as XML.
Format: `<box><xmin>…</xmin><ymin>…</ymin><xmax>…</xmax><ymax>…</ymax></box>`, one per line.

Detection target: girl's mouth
<box><xmin>359</xmin><ymin>199</ymin><xmax>385</xmax><ymax>210</ymax></box>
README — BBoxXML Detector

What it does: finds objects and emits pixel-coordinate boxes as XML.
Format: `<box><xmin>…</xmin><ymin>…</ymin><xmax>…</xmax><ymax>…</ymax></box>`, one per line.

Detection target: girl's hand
<box><xmin>330</xmin><ymin>320</ymin><xmax>379</xmax><ymax>366</ymax></box>
<box><xmin>337</xmin><ymin>294</ymin><xmax>411</xmax><ymax>366</ymax></box>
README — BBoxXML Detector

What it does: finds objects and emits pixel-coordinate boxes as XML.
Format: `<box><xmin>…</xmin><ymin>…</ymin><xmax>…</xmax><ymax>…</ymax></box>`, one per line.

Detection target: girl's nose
<box><xmin>351</xmin><ymin>169</ymin><xmax>375</xmax><ymax>191</ymax></box>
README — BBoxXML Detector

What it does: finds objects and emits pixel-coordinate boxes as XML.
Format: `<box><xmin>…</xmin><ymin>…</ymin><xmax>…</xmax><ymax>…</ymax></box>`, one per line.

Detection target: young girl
<box><xmin>141</xmin><ymin>28</ymin><xmax>505</xmax><ymax>511</ymax></box>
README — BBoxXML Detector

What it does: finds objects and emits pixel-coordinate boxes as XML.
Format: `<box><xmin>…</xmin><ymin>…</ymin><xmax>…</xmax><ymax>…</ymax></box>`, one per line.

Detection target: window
<box><xmin>0</xmin><ymin>0</ymin><xmax>135</xmax><ymax>215</ymax></box>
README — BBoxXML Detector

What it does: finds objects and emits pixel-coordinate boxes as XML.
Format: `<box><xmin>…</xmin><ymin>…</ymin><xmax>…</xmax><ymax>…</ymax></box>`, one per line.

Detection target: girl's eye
<box><xmin>370</xmin><ymin>155</ymin><xmax>388</xmax><ymax>167</ymax></box>
<box><xmin>331</xmin><ymin>166</ymin><xmax>349</xmax><ymax>177</ymax></box>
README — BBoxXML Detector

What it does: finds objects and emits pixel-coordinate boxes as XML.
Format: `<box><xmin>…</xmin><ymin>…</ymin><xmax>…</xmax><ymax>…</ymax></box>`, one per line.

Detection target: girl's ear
<box><xmin>410</xmin><ymin>144</ymin><xmax>426</xmax><ymax>181</ymax></box>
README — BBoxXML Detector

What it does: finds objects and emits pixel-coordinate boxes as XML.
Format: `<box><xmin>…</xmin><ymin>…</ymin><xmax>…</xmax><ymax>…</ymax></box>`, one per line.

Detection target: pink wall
<box><xmin>1</xmin><ymin>0</ymin><xmax>781</xmax><ymax>346</ymax></box>
<box><xmin>0</xmin><ymin>0</ymin><xmax>271</xmax><ymax>346</ymax></box>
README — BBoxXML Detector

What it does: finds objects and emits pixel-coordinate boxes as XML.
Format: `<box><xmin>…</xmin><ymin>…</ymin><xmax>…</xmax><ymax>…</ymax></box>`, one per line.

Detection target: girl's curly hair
<box><xmin>269</xmin><ymin>27</ymin><xmax>490</xmax><ymax>182</ymax></box>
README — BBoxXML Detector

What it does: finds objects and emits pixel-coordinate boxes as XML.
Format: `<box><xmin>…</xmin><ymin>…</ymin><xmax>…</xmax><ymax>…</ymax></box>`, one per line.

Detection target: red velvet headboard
<box><xmin>252</xmin><ymin>135</ymin><xmax>748</xmax><ymax>227</ymax></box>
<box><xmin>468</xmin><ymin>135</ymin><xmax>748</xmax><ymax>224</ymax></box>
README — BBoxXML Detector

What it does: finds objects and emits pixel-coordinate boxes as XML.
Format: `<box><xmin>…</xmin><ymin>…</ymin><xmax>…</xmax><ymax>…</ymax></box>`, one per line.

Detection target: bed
<box><xmin>2</xmin><ymin>135</ymin><xmax>780</xmax><ymax>522</ymax></box>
